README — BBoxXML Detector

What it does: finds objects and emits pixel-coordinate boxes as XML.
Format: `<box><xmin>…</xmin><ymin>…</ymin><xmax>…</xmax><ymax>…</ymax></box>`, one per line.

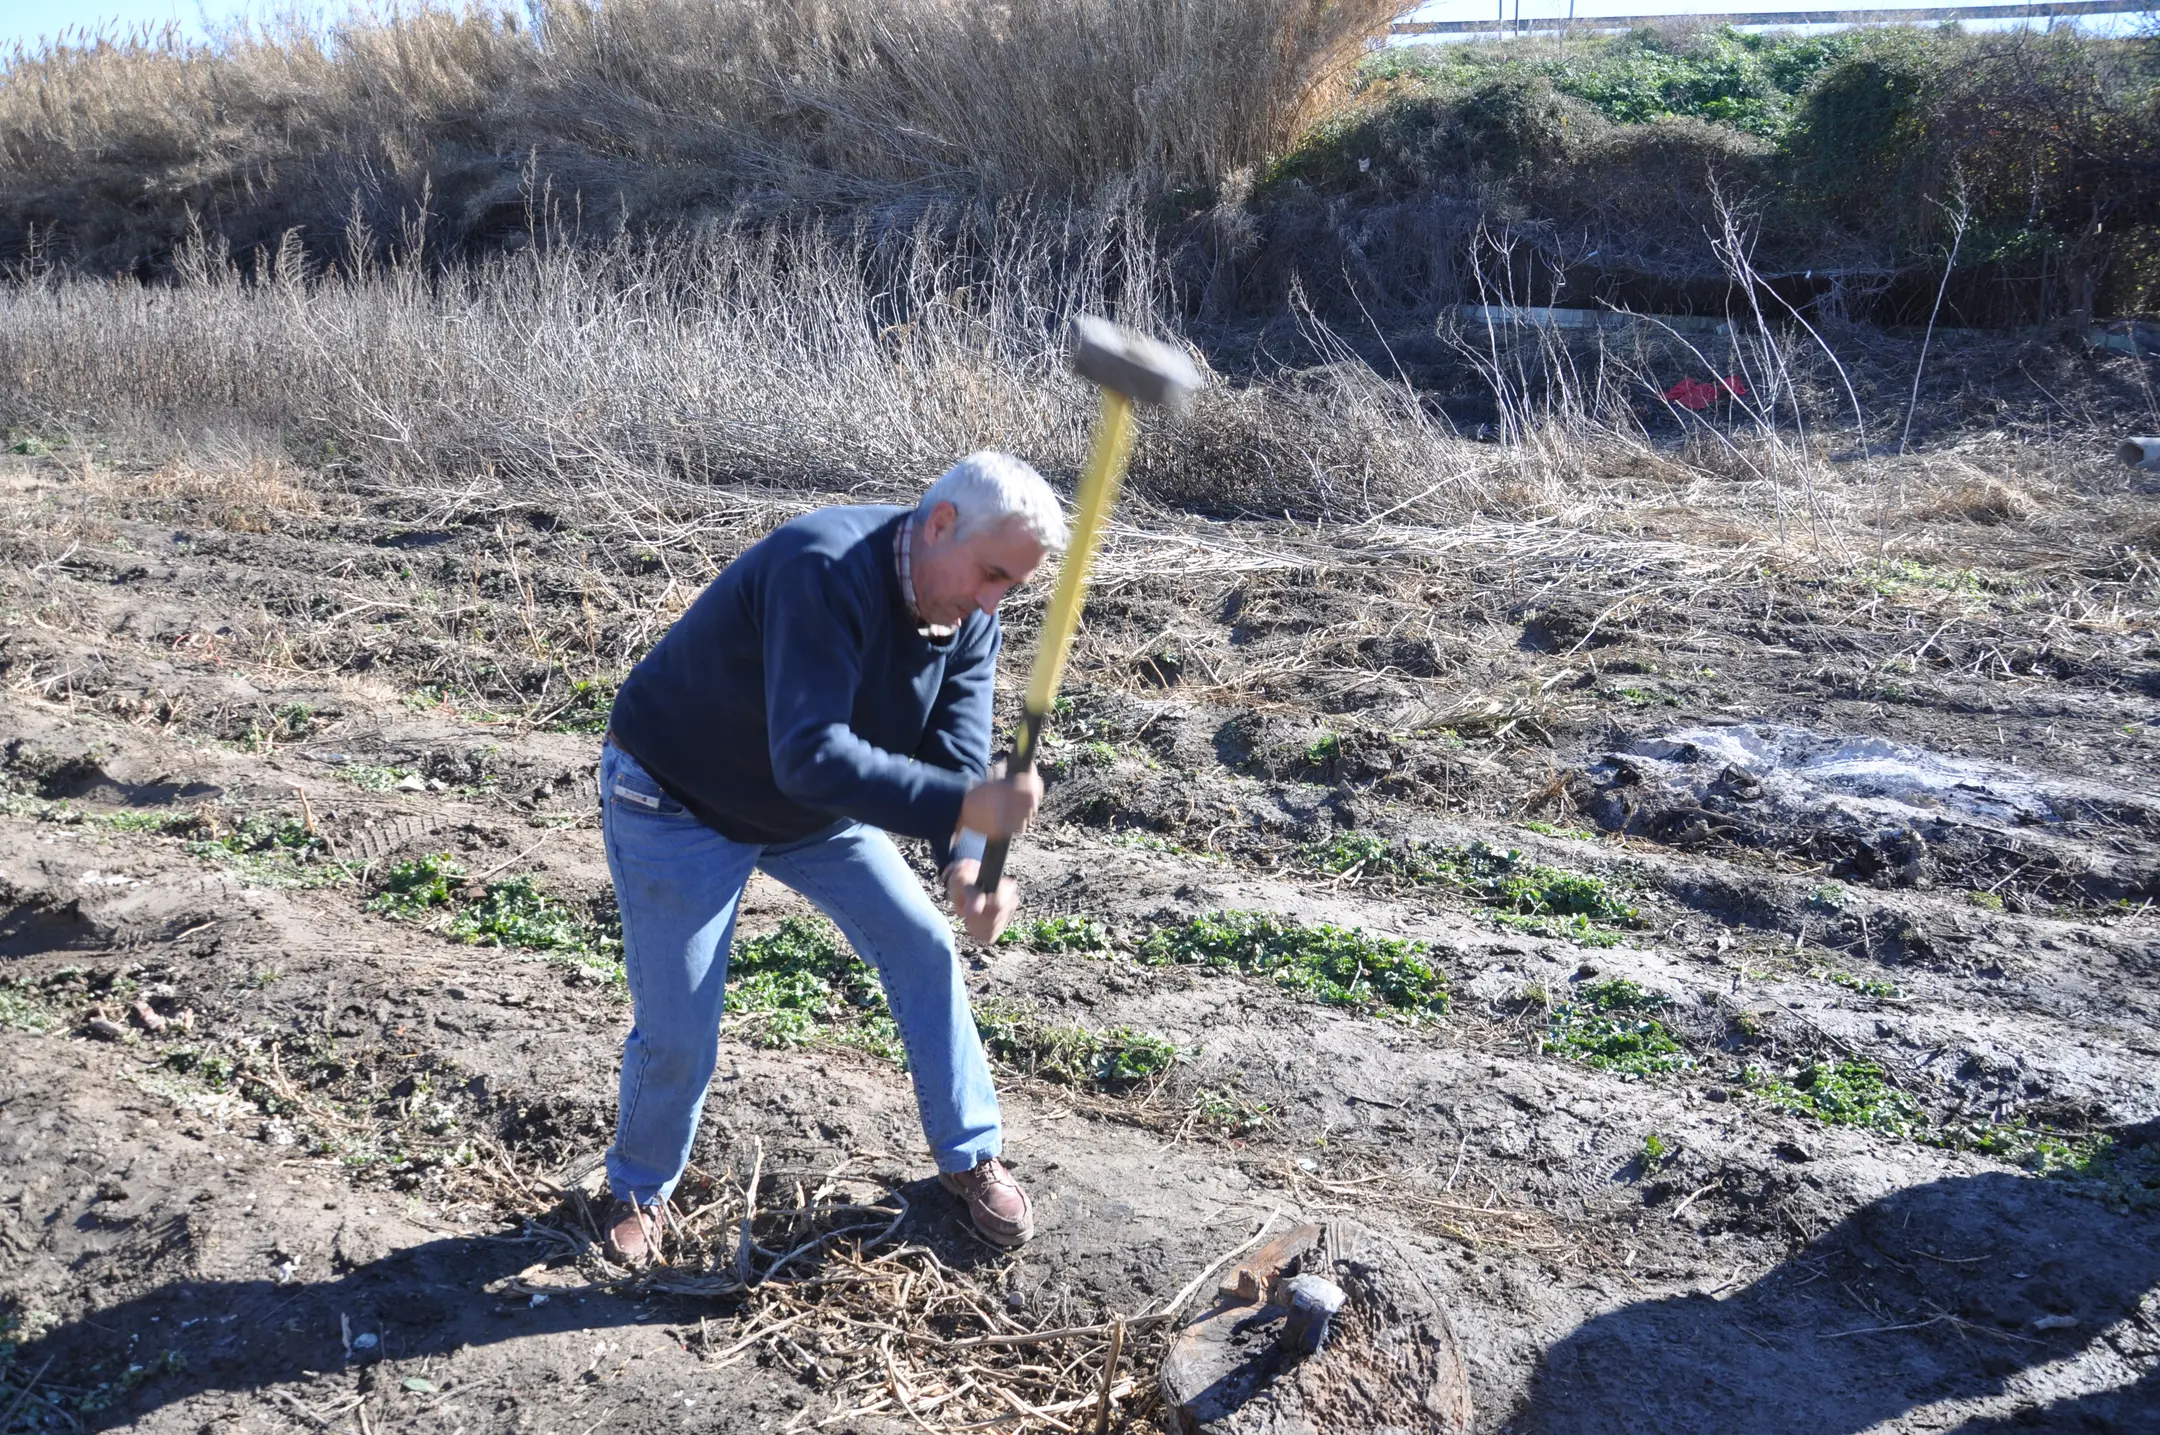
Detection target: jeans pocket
<box><xmin>608</xmin><ymin>752</ymin><xmax>689</xmax><ymax>818</ymax></box>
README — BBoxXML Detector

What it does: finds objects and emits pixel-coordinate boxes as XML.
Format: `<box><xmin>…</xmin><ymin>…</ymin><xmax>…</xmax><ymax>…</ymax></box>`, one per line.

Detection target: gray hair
<box><xmin>916</xmin><ymin>451</ymin><xmax>1068</xmax><ymax>552</ymax></box>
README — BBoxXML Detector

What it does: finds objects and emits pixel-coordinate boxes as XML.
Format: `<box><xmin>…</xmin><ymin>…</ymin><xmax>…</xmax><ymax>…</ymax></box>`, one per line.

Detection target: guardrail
<box><xmin>1391</xmin><ymin>0</ymin><xmax>2151</xmax><ymax>34</ymax></box>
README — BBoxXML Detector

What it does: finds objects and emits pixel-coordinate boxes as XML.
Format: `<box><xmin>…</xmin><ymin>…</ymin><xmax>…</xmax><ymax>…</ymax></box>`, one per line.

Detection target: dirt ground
<box><xmin>0</xmin><ymin>437</ymin><xmax>2156</xmax><ymax>1434</ymax></box>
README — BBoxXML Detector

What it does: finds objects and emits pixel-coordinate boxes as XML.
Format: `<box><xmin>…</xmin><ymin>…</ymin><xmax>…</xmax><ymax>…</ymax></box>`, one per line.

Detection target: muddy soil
<box><xmin>0</xmin><ymin>443</ymin><xmax>2155</xmax><ymax>1434</ymax></box>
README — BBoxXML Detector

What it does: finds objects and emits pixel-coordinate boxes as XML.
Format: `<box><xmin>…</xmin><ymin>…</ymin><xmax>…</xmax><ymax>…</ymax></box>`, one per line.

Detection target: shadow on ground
<box><xmin>1515</xmin><ymin>1172</ymin><xmax>2160</xmax><ymax>1434</ymax></box>
<box><xmin>5</xmin><ymin>1177</ymin><xmax>992</xmax><ymax>1430</ymax></box>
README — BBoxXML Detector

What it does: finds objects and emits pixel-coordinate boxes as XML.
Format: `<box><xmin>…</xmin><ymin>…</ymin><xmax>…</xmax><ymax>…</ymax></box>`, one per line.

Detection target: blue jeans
<box><xmin>598</xmin><ymin>740</ymin><xmax>1002</xmax><ymax>1205</ymax></box>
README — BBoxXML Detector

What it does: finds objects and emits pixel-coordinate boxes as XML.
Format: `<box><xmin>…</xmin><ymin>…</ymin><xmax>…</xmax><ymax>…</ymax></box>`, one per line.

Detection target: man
<box><xmin>594</xmin><ymin>452</ymin><xmax>1064</xmax><ymax>1265</ymax></box>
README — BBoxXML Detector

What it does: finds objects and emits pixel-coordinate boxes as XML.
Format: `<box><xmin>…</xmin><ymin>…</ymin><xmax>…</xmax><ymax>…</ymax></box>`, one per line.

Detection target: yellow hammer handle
<box><xmin>1025</xmin><ymin>388</ymin><xmax>1133</xmax><ymax>729</ymax></box>
<box><xmin>975</xmin><ymin>388</ymin><xmax>1134</xmax><ymax>891</ymax></box>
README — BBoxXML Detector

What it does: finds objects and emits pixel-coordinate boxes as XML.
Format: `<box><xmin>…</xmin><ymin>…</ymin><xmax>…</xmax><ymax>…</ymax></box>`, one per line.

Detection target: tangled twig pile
<box><xmin>486</xmin><ymin>1144</ymin><xmax>1281</xmax><ymax>1433</ymax></box>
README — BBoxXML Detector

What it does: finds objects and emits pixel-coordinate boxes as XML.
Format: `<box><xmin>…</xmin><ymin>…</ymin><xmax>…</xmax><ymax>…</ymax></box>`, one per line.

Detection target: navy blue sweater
<box><xmin>607</xmin><ymin>505</ymin><xmax>999</xmax><ymax>866</ymax></box>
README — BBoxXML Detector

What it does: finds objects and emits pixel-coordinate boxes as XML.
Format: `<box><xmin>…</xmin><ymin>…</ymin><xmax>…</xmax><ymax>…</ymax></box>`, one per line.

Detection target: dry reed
<box><xmin>0</xmin><ymin>0</ymin><xmax>1398</xmax><ymax>266</ymax></box>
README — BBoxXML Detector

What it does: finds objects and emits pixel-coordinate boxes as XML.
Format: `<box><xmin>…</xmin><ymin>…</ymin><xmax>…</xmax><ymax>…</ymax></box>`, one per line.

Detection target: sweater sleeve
<box><xmin>915</xmin><ymin>617</ymin><xmax>1001</xmax><ymax>868</ymax></box>
<box><xmin>761</xmin><ymin>550</ymin><xmax>973</xmax><ymax>843</ymax></box>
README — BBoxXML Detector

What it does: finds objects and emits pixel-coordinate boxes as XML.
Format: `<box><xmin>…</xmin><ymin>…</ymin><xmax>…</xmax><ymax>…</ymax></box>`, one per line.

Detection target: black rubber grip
<box><xmin>974</xmin><ymin>708</ymin><xmax>1045</xmax><ymax>893</ymax></box>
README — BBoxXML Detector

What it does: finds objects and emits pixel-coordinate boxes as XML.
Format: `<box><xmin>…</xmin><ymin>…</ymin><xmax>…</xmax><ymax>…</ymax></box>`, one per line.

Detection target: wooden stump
<box><xmin>1159</xmin><ymin>1220</ymin><xmax>1472</xmax><ymax>1435</ymax></box>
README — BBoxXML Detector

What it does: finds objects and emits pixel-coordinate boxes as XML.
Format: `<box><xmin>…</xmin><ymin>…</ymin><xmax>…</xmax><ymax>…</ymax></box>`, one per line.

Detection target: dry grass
<box><xmin>89</xmin><ymin>452</ymin><xmax>336</xmax><ymax>532</ymax></box>
<box><xmin>0</xmin><ymin>209</ymin><xmax>1581</xmax><ymax>528</ymax></box>
<box><xmin>0</xmin><ymin>178</ymin><xmax>2134</xmax><ymax>599</ymax></box>
<box><xmin>0</xmin><ymin>0</ymin><xmax>1397</xmax><ymax>267</ymax></box>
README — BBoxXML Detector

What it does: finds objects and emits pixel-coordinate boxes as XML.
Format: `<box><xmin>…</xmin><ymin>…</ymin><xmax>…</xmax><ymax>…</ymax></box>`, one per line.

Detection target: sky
<box><xmin>1</xmin><ymin>0</ymin><xmax>2143</xmax><ymax>55</ymax></box>
<box><xmin>0</xmin><ymin>0</ymin><xmax>351</xmax><ymax>52</ymax></box>
<box><xmin>1395</xmin><ymin>0</ymin><xmax>2147</xmax><ymax>38</ymax></box>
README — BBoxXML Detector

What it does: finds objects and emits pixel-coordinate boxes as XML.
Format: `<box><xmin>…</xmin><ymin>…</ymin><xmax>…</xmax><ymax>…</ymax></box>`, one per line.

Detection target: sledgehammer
<box><xmin>976</xmin><ymin>318</ymin><xmax>1201</xmax><ymax>893</ymax></box>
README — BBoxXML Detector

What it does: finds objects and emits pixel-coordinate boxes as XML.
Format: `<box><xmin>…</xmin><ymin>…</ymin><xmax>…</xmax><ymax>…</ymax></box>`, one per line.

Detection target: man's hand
<box><xmin>958</xmin><ymin>768</ymin><xmax>1042</xmax><ymax>839</ymax></box>
<box><xmin>944</xmin><ymin>859</ymin><xmax>1020</xmax><ymax>946</ymax></box>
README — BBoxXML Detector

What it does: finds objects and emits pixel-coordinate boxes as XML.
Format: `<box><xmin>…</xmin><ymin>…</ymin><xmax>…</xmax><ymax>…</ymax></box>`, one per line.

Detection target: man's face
<box><xmin>912</xmin><ymin>501</ymin><xmax>1049</xmax><ymax>628</ymax></box>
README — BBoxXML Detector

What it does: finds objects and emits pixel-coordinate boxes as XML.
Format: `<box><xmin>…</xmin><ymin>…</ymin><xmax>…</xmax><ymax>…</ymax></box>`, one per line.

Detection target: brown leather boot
<box><xmin>602</xmin><ymin>1196</ymin><xmax>667</xmax><ymax>1268</ymax></box>
<box><xmin>938</xmin><ymin>1157</ymin><xmax>1034</xmax><ymax>1248</ymax></box>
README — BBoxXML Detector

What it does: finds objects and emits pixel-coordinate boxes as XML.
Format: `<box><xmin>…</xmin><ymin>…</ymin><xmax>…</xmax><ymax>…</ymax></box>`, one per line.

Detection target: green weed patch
<box><xmin>1939</xmin><ymin>1120</ymin><xmax>2116</xmax><ymax>1179</ymax></box>
<box><xmin>0</xmin><ymin>982</ymin><xmax>54</xmax><ymax>1033</ymax></box>
<box><xmin>1742</xmin><ymin>1058</ymin><xmax>1923</xmax><ymax>1135</ymax></box>
<box><xmin>1739</xmin><ymin>1057</ymin><xmax>2145</xmax><ymax>1195</ymax></box>
<box><xmin>999</xmin><ymin>913</ymin><xmax>1113</xmax><ymax>954</ymax></box>
<box><xmin>1308</xmin><ymin>834</ymin><xmax>1637</xmax><ymax>944</ymax></box>
<box><xmin>99</xmin><ymin>809</ymin><xmax>205</xmax><ymax>835</ymax></box>
<box><xmin>1816</xmin><ymin>968</ymin><xmax>1899</xmax><ymax>1000</ymax></box>
<box><xmin>976</xmin><ymin>1003</ymin><xmax>1180</xmax><ymax>1089</ymax></box>
<box><xmin>1109</xmin><ymin>829</ymin><xmax>1217</xmax><ymax>860</ymax></box>
<box><xmin>446</xmin><ymin>876</ymin><xmax>620</xmax><ymax>975</ymax></box>
<box><xmin>546</xmin><ymin>677</ymin><xmax>616</xmax><ymax>735</ymax></box>
<box><xmin>725</xmin><ymin>917</ymin><xmax>902</xmax><ymax>1060</ymax></box>
<box><xmin>366</xmin><ymin>853</ymin><xmax>465</xmax><ymax>919</ymax></box>
<box><xmin>1544</xmin><ymin>978</ymin><xmax>1691</xmax><ymax>1077</ymax></box>
<box><xmin>1140</xmin><ymin>911</ymin><xmax>1449</xmax><ymax>1019</ymax></box>
<box><xmin>726</xmin><ymin>918</ymin><xmax>1181</xmax><ymax>1089</ymax></box>
<box><xmin>367</xmin><ymin>858</ymin><xmax>621</xmax><ymax>977</ymax></box>
<box><xmin>336</xmin><ymin>762</ymin><xmax>420</xmax><ymax>791</ymax></box>
<box><xmin>1519</xmin><ymin>820</ymin><xmax>1595</xmax><ymax>840</ymax></box>
<box><xmin>1189</xmin><ymin>1086</ymin><xmax>1274</xmax><ymax>1136</ymax></box>
<box><xmin>186</xmin><ymin>813</ymin><xmax>353</xmax><ymax>888</ymax></box>
<box><xmin>1365</xmin><ymin>27</ymin><xmax>1862</xmax><ymax>137</ymax></box>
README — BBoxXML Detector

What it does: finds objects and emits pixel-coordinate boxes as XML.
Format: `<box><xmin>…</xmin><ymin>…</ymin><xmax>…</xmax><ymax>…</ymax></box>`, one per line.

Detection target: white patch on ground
<box><xmin>1631</xmin><ymin>724</ymin><xmax>2148</xmax><ymax>830</ymax></box>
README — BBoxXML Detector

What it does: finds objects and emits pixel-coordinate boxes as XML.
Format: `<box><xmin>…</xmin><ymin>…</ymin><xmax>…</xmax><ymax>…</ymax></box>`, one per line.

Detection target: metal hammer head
<box><xmin>1071</xmin><ymin>316</ymin><xmax>1202</xmax><ymax>414</ymax></box>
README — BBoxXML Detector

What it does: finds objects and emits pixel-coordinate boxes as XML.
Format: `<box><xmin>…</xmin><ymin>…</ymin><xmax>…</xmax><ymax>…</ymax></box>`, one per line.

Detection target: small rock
<box><xmin>402</xmin><ymin>1376</ymin><xmax>437</xmax><ymax>1394</ymax></box>
<box><xmin>2033</xmin><ymin>1314</ymin><xmax>2078</xmax><ymax>1331</ymax></box>
<box><xmin>350</xmin><ymin>1332</ymin><xmax>379</xmax><ymax>1352</ymax></box>
<box><xmin>394</xmin><ymin>774</ymin><xmax>428</xmax><ymax>793</ymax></box>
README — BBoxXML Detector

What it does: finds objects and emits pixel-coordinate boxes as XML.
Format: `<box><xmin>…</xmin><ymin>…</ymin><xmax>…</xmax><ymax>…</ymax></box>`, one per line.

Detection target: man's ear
<box><xmin>923</xmin><ymin>500</ymin><xmax>960</xmax><ymax>547</ymax></box>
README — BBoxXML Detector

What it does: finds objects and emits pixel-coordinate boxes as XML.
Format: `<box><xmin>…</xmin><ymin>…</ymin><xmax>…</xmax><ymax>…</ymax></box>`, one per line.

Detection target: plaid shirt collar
<box><xmin>895</xmin><ymin>519</ymin><xmax>956</xmax><ymax>640</ymax></box>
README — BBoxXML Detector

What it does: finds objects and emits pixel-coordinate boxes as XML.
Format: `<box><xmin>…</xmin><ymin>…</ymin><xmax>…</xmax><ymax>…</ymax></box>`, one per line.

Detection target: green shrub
<box><xmin>1270</xmin><ymin>74</ymin><xmax>1598</xmax><ymax>197</ymax></box>
<box><xmin>1366</xmin><ymin>26</ymin><xmax>1864</xmax><ymax>137</ymax></box>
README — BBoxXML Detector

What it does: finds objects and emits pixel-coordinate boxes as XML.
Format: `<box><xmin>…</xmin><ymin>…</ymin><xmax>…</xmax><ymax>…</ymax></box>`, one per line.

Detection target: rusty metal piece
<box><xmin>1218</xmin><ymin>1222</ymin><xmax>1324</xmax><ymax>1304</ymax></box>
